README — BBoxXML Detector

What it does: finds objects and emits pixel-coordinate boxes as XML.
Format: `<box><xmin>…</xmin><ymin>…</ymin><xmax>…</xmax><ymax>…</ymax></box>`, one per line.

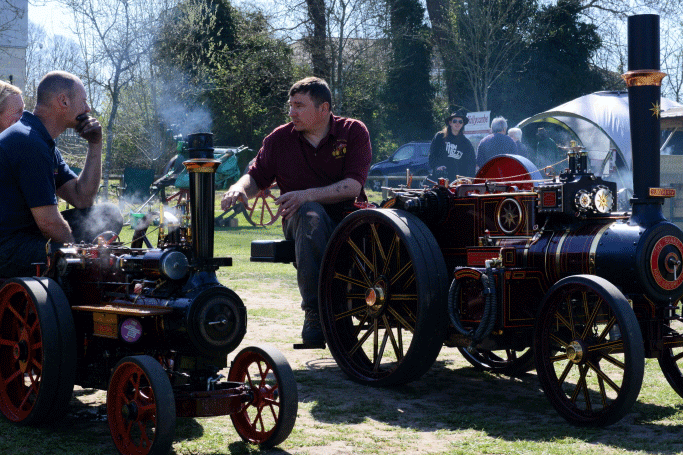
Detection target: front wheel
<box><xmin>228</xmin><ymin>345</ymin><xmax>297</xmax><ymax>448</ymax></box>
<box><xmin>107</xmin><ymin>355</ymin><xmax>176</xmax><ymax>455</ymax></box>
<box><xmin>657</xmin><ymin>318</ymin><xmax>683</xmax><ymax>398</ymax></box>
<box><xmin>534</xmin><ymin>275</ymin><xmax>644</xmax><ymax>426</ymax></box>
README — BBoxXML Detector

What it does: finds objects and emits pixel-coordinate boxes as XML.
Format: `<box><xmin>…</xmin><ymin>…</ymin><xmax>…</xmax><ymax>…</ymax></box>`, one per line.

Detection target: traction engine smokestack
<box><xmin>184</xmin><ymin>132</ymin><xmax>220</xmax><ymax>269</ymax></box>
<box><xmin>623</xmin><ymin>14</ymin><xmax>667</xmax><ymax>226</ymax></box>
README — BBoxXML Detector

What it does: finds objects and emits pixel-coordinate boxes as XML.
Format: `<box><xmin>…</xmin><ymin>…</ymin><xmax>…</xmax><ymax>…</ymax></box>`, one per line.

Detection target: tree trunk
<box><xmin>425</xmin><ymin>0</ymin><xmax>462</xmax><ymax>108</ymax></box>
<box><xmin>305</xmin><ymin>0</ymin><xmax>330</xmax><ymax>80</ymax></box>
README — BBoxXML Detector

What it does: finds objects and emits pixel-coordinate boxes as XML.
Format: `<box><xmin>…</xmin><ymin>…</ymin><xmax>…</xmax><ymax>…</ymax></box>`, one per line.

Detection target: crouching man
<box><xmin>221</xmin><ymin>77</ymin><xmax>372</xmax><ymax>346</ymax></box>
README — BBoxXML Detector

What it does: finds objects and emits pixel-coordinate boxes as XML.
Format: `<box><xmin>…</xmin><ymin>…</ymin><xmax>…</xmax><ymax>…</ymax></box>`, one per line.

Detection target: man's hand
<box><xmin>221</xmin><ymin>187</ymin><xmax>249</xmax><ymax>211</ymax></box>
<box><xmin>436</xmin><ymin>165</ymin><xmax>447</xmax><ymax>171</ymax></box>
<box><xmin>75</xmin><ymin>114</ymin><xmax>102</xmax><ymax>144</ymax></box>
<box><xmin>275</xmin><ymin>190</ymin><xmax>310</xmax><ymax>220</ymax></box>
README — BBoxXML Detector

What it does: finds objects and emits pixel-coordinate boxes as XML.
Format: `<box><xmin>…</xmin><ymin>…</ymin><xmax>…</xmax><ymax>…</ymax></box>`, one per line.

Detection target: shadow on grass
<box><xmin>0</xmin><ymin>387</ymin><xmax>298</xmax><ymax>455</ymax></box>
<box><xmin>301</xmin><ymin>357</ymin><xmax>683</xmax><ymax>454</ymax></box>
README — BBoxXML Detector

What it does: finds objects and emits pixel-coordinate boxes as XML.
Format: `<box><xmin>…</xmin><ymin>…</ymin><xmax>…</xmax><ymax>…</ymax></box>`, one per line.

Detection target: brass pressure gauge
<box><xmin>592</xmin><ymin>186</ymin><xmax>614</xmax><ymax>214</ymax></box>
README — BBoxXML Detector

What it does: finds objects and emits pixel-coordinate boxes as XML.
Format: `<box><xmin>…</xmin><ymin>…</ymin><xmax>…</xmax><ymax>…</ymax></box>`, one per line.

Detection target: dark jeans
<box><xmin>282</xmin><ymin>202</ymin><xmax>338</xmax><ymax>313</ymax></box>
<box><xmin>0</xmin><ymin>202</ymin><xmax>123</xmax><ymax>278</ymax></box>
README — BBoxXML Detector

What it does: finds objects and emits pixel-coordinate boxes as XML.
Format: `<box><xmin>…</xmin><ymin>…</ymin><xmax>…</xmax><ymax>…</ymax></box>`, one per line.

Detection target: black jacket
<box><xmin>428</xmin><ymin>132</ymin><xmax>476</xmax><ymax>180</ymax></box>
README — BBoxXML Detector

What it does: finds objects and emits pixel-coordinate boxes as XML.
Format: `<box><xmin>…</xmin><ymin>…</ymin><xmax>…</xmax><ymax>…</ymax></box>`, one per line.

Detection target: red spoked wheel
<box><xmin>245</xmin><ymin>185</ymin><xmax>280</xmax><ymax>226</ymax></box>
<box><xmin>0</xmin><ymin>278</ymin><xmax>75</xmax><ymax>425</ymax></box>
<box><xmin>533</xmin><ymin>275</ymin><xmax>644</xmax><ymax>426</ymax></box>
<box><xmin>107</xmin><ymin>355</ymin><xmax>176</xmax><ymax>455</ymax></box>
<box><xmin>228</xmin><ymin>345</ymin><xmax>297</xmax><ymax>448</ymax></box>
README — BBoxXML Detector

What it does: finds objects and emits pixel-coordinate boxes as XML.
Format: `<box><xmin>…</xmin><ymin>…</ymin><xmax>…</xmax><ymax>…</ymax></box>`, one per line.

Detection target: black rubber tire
<box><xmin>107</xmin><ymin>355</ymin><xmax>176</xmax><ymax>455</ymax></box>
<box><xmin>0</xmin><ymin>277</ymin><xmax>76</xmax><ymax>425</ymax></box>
<box><xmin>533</xmin><ymin>275</ymin><xmax>644</xmax><ymax>427</ymax></box>
<box><xmin>319</xmin><ymin>208</ymin><xmax>449</xmax><ymax>386</ymax></box>
<box><xmin>228</xmin><ymin>345</ymin><xmax>298</xmax><ymax>448</ymax></box>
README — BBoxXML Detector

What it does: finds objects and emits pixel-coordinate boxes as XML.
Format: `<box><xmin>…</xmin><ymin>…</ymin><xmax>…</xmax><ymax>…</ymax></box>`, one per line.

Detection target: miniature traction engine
<box><xmin>0</xmin><ymin>133</ymin><xmax>297</xmax><ymax>455</ymax></box>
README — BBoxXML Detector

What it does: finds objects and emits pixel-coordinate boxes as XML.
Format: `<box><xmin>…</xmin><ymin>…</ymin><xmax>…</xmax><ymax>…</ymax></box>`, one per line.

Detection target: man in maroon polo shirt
<box><xmin>221</xmin><ymin>77</ymin><xmax>372</xmax><ymax>346</ymax></box>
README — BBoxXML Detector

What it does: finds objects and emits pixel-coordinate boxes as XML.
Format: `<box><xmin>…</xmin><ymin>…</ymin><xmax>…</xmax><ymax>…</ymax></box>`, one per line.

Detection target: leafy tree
<box><xmin>492</xmin><ymin>0</ymin><xmax>609</xmax><ymax>123</ymax></box>
<box><xmin>384</xmin><ymin>0</ymin><xmax>435</xmax><ymax>144</ymax></box>
<box><xmin>154</xmin><ymin>0</ymin><xmax>293</xmax><ymax>149</ymax></box>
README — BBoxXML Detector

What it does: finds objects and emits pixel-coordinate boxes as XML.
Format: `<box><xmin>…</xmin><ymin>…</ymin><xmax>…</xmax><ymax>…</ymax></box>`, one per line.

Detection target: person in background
<box><xmin>0</xmin><ymin>80</ymin><xmax>24</xmax><ymax>132</ymax></box>
<box><xmin>220</xmin><ymin>77</ymin><xmax>372</xmax><ymax>346</ymax></box>
<box><xmin>428</xmin><ymin>109</ymin><xmax>476</xmax><ymax>181</ymax></box>
<box><xmin>0</xmin><ymin>71</ymin><xmax>123</xmax><ymax>278</ymax></box>
<box><xmin>508</xmin><ymin>127</ymin><xmax>532</xmax><ymax>160</ymax></box>
<box><xmin>535</xmin><ymin>127</ymin><xmax>564</xmax><ymax>173</ymax></box>
<box><xmin>476</xmin><ymin>116</ymin><xmax>517</xmax><ymax>170</ymax></box>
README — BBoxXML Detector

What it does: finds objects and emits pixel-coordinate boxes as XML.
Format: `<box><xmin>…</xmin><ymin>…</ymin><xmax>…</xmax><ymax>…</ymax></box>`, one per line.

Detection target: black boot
<box><xmin>295</xmin><ymin>310</ymin><xmax>325</xmax><ymax>349</ymax></box>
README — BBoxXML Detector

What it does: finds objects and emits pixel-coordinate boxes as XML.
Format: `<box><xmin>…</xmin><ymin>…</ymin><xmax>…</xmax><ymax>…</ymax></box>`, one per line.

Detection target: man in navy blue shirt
<box><xmin>0</xmin><ymin>71</ymin><xmax>122</xmax><ymax>277</ymax></box>
<box><xmin>476</xmin><ymin>116</ymin><xmax>518</xmax><ymax>170</ymax></box>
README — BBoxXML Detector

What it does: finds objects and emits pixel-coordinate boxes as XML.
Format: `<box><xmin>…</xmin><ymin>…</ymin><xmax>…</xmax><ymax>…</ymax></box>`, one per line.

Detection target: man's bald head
<box><xmin>36</xmin><ymin>71</ymin><xmax>81</xmax><ymax>106</ymax></box>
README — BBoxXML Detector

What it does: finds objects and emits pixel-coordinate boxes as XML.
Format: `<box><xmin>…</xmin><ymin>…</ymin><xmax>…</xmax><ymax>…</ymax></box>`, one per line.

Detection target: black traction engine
<box><xmin>310</xmin><ymin>14</ymin><xmax>683</xmax><ymax>427</ymax></box>
<box><xmin>0</xmin><ymin>133</ymin><xmax>297</xmax><ymax>455</ymax></box>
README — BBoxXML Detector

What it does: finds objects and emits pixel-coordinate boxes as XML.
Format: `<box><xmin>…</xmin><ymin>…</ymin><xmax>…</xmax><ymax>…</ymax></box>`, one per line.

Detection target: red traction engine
<box><xmin>0</xmin><ymin>133</ymin><xmax>297</xmax><ymax>455</ymax></box>
<box><xmin>316</xmin><ymin>15</ymin><xmax>683</xmax><ymax>426</ymax></box>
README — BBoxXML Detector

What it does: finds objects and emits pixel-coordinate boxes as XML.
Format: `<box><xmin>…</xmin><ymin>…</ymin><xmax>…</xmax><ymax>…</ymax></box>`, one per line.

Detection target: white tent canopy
<box><xmin>517</xmin><ymin>91</ymin><xmax>683</xmax><ymax>171</ymax></box>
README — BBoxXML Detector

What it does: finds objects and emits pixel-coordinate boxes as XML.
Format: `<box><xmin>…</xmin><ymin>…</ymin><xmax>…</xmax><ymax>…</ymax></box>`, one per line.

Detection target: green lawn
<box><xmin>10</xmin><ymin>188</ymin><xmax>683</xmax><ymax>455</ymax></box>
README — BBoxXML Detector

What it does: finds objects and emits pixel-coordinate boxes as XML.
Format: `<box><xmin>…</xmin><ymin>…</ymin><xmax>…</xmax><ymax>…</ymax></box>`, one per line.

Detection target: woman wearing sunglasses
<box><xmin>428</xmin><ymin>109</ymin><xmax>476</xmax><ymax>182</ymax></box>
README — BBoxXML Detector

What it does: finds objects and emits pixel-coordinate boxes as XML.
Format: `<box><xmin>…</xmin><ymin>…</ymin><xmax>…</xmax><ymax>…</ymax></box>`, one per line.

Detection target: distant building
<box><xmin>0</xmin><ymin>0</ymin><xmax>28</xmax><ymax>90</ymax></box>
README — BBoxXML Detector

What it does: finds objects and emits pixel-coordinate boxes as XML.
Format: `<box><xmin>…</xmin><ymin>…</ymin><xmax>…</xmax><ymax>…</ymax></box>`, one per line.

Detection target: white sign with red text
<box><xmin>465</xmin><ymin>111</ymin><xmax>491</xmax><ymax>135</ymax></box>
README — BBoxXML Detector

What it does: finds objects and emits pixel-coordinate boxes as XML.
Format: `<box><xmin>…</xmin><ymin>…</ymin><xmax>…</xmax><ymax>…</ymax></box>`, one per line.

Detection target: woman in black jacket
<box><xmin>428</xmin><ymin>109</ymin><xmax>476</xmax><ymax>181</ymax></box>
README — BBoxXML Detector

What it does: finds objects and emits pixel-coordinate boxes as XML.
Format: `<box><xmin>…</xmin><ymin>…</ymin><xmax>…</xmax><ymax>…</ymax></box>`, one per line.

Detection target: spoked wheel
<box><xmin>534</xmin><ymin>275</ymin><xmax>644</xmax><ymax>426</ymax></box>
<box><xmin>459</xmin><ymin>347</ymin><xmax>535</xmax><ymax>376</ymax></box>
<box><xmin>319</xmin><ymin>208</ymin><xmax>449</xmax><ymax>386</ymax></box>
<box><xmin>228</xmin><ymin>345</ymin><xmax>297</xmax><ymax>448</ymax></box>
<box><xmin>245</xmin><ymin>185</ymin><xmax>280</xmax><ymax>226</ymax></box>
<box><xmin>107</xmin><ymin>355</ymin><xmax>176</xmax><ymax>455</ymax></box>
<box><xmin>0</xmin><ymin>278</ymin><xmax>76</xmax><ymax>425</ymax></box>
<box><xmin>657</xmin><ymin>317</ymin><xmax>683</xmax><ymax>397</ymax></box>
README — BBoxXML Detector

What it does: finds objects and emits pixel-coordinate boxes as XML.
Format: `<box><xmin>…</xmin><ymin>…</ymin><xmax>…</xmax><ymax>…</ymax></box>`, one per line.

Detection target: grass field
<box><xmin>4</xmin><ymin>190</ymin><xmax>683</xmax><ymax>454</ymax></box>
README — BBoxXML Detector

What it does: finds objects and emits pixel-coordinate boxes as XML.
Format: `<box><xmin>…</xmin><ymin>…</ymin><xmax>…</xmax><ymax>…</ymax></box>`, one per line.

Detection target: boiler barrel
<box><xmin>523</xmin><ymin>221</ymin><xmax>683</xmax><ymax>303</ymax></box>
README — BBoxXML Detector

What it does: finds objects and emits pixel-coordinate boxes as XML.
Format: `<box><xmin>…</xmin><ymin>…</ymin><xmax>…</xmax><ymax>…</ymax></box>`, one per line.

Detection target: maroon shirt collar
<box><xmin>296</xmin><ymin>114</ymin><xmax>338</xmax><ymax>150</ymax></box>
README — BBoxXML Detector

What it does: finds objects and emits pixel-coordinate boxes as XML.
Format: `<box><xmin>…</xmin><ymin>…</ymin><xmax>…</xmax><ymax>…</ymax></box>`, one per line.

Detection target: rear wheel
<box><xmin>319</xmin><ymin>209</ymin><xmax>448</xmax><ymax>386</ymax></box>
<box><xmin>657</xmin><ymin>317</ymin><xmax>683</xmax><ymax>397</ymax></box>
<box><xmin>0</xmin><ymin>278</ymin><xmax>75</xmax><ymax>425</ymax></box>
<box><xmin>534</xmin><ymin>275</ymin><xmax>644</xmax><ymax>426</ymax></box>
<box><xmin>228</xmin><ymin>345</ymin><xmax>297</xmax><ymax>448</ymax></box>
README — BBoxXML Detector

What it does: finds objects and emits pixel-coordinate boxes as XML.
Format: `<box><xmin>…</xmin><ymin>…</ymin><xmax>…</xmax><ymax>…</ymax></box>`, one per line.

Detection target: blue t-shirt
<box><xmin>0</xmin><ymin>112</ymin><xmax>77</xmax><ymax>238</ymax></box>
<box><xmin>476</xmin><ymin>132</ymin><xmax>518</xmax><ymax>169</ymax></box>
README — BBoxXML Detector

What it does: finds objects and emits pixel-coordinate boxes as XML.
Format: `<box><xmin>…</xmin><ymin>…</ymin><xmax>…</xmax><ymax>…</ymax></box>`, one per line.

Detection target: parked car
<box><xmin>367</xmin><ymin>141</ymin><xmax>431</xmax><ymax>191</ymax></box>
